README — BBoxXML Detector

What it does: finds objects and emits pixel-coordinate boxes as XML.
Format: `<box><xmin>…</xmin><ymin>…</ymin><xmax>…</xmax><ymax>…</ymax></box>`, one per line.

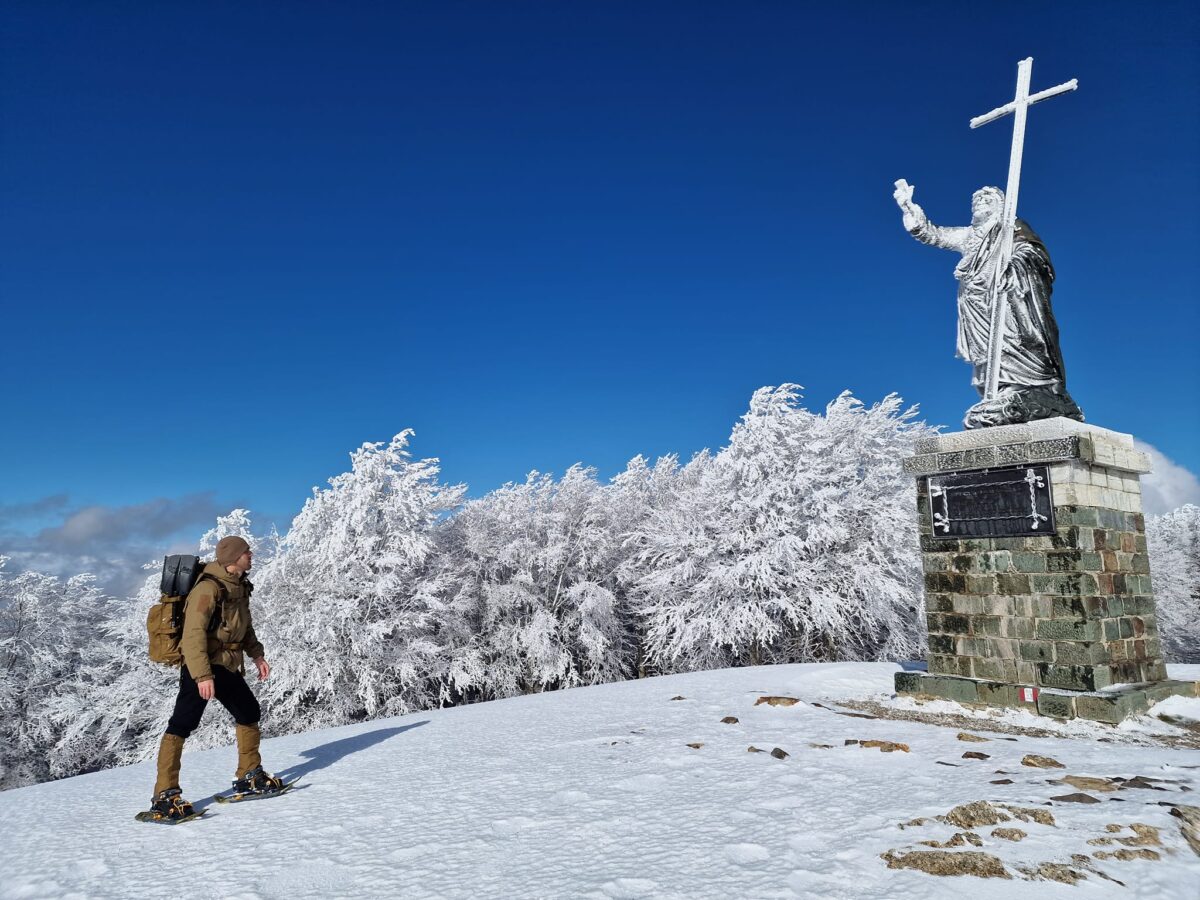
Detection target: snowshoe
<box><xmin>234</xmin><ymin>766</ymin><xmax>285</xmax><ymax>794</ymax></box>
<box><xmin>136</xmin><ymin>787</ymin><xmax>202</xmax><ymax>823</ymax></box>
<box><xmin>216</xmin><ymin>767</ymin><xmax>298</xmax><ymax>803</ymax></box>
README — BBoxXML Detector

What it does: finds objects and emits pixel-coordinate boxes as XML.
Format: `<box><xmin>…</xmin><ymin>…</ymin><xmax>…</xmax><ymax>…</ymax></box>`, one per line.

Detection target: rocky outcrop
<box><xmin>881</xmin><ymin>849</ymin><xmax>1009</xmax><ymax>879</ymax></box>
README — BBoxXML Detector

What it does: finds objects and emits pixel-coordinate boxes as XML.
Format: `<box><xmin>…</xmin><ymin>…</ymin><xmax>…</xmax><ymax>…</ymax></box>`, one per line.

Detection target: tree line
<box><xmin>2</xmin><ymin>385</ymin><xmax>1197</xmax><ymax>790</ymax></box>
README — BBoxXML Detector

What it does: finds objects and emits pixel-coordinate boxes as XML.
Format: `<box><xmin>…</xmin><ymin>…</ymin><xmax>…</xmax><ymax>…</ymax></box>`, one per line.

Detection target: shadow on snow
<box><xmin>191</xmin><ymin>721</ymin><xmax>429</xmax><ymax>812</ymax></box>
<box><xmin>277</xmin><ymin>720</ymin><xmax>430</xmax><ymax>783</ymax></box>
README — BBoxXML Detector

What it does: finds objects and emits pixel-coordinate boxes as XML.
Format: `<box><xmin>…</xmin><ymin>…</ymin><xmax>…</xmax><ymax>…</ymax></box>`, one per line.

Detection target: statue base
<box><xmin>894</xmin><ymin>670</ymin><xmax>1198</xmax><ymax>723</ymax></box>
<box><xmin>898</xmin><ymin>417</ymin><xmax>1197</xmax><ymax>722</ymax></box>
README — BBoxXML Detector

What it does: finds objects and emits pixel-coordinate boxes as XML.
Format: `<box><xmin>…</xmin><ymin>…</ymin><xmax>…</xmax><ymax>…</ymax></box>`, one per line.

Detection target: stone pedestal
<box><xmin>895</xmin><ymin>418</ymin><xmax>1198</xmax><ymax>721</ymax></box>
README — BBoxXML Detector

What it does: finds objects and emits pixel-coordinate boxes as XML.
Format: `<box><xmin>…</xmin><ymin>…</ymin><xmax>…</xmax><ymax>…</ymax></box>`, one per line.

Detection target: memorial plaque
<box><xmin>928</xmin><ymin>465</ymin><xmax>1055</xmax><ymax>539</ymax></box>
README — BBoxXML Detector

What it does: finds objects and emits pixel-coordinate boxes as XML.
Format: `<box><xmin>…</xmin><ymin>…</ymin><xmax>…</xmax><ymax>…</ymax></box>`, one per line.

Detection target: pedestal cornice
<box><xmin>904</xmin><ymin>418</ymin><xmax>1150</xmax><ymax>477</ymax></box>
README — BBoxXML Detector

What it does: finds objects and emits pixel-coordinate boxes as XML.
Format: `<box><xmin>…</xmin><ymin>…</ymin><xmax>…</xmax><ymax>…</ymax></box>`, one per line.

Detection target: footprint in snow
<box><xmin>662</xmin><ymin>753</ymin><xmax>707</xmax><ymax>770</ymax></box>
<box><xmin>387</xmin><ymin>844</ymin><xmax>433</xmax><ymax>862</ymax></box>
<box><xmin>490</xmin><ymin>816</ymin><xmax>541</xmax><ymax>835</ymax></box>
<box><xmin>613</xmin><ymin>773</ymin><xmax>667</xmax><ymax>791</ymax></box>
<box><xmin>552</xmin><ymin>789</ymin><xmax>590</xmax><ymax>804</ymax></box>
<box><xmin>788</xmin><ymin>833</ymin><xmax>825</xmax><ymax>853</ymax></box>
<box><xmin>600</xmin><ymin>877</ymin><xmax>659</xmax><ymax>898</ymax></box>
<box><xmin>757</xmin><ymin>795</ymin><xmax>807</xmax><ymax>811</ymax></box>
<box><xmin>725</xmin><ymin>843</ymin><xmax>771</xmax><ymax>865</ymax></box>
<box><xmin>70</xmin><ymin>859</ymin><xmax>111</xmax><ymax>878</ymax></box>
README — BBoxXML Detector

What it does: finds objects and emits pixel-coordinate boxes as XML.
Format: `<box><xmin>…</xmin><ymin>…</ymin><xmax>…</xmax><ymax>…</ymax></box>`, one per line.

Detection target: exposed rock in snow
<box><xmin>991</xmin><ymin>827</ymin><xmax>1027</xmax><ymax>841</ymax></box>
<box><xmin>881</xmin><ymin>849</ymin><xmax>1010</xmax><ymax>878</ymax></box>
<box><xmin>957</xmin><ymin>732</ymin><xmax>990</xmax><ymax>742</ymax></box>
<box><xmin>1022</xmin><ymin>754</ymin><xmax>1065</xmax><ymax>769</ymax></box>
<box><xmin>944</xmin><ymin>800</ymin><xmax>1010</xmax><ymax>828</ymax></box>
<box><xmin>1049</xmin><ymin>792</ymin><xmax>1101</xmax><ymax>803</ymax></box>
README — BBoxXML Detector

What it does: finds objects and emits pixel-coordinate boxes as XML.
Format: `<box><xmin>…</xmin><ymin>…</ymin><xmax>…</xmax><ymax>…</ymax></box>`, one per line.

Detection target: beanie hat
<box><xmin>215</xmin><ymin>535</ymin><xmax>251</xmax><ymax>567</ymax></box>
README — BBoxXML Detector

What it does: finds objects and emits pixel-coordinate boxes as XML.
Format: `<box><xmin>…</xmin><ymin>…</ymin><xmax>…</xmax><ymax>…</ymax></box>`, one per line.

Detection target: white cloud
<box><xmin>0</xmin><ymin>493</ymin><xmax>244</xmax><ymax>598</ymax></box>
<box><xmin>1135</xmin><ymin>440</ymin><xmax>1200</xmax><ymax>516</ymax></box>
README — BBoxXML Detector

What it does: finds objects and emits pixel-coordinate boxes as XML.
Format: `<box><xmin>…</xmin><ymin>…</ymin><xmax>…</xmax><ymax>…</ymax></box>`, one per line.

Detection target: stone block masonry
<box><xmin>918</xmin><ymin>486</ymin><xmax>1164</xmax><ymax>689</ymax></box>
<box><xmin>896</xmin><ymin>418</ymin><xmax>1198</xmax><ymax>722</ymax></box>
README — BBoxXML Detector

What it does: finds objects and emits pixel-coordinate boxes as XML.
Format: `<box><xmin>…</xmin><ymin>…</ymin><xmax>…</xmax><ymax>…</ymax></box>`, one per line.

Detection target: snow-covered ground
<box><xmin>2</xmin><ymin>663</ymin><xmax>1198</xmax><ymax>899</ymax></box>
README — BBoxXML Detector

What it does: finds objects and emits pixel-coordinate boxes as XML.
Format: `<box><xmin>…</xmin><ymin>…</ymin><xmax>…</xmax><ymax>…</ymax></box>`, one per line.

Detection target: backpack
<box><xmin>146</xmin><ymin>555</ymin><xmax>227</xmax><ymax>666</ymax></box>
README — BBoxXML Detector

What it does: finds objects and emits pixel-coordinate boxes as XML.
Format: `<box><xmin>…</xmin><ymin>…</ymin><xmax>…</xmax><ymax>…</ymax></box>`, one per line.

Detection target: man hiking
<box><xmin>148</xmin><ymin>535</ymin><xmax>282</xmax><ymax>820</ymax></box>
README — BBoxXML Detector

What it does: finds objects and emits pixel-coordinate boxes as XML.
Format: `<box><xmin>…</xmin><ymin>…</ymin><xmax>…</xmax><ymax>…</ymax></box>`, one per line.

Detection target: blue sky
<box><xmin>2</xmin><ymin>2</ymin><xmax>1198</xmax><ymax>583</ymax></box>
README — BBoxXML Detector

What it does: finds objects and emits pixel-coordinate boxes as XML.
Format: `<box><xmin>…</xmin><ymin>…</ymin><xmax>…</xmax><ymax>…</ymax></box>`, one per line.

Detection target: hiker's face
<box><xmin>237</xmin><ymin>549</ymin><xmax>253</xmax><ymax>572</ymax></box>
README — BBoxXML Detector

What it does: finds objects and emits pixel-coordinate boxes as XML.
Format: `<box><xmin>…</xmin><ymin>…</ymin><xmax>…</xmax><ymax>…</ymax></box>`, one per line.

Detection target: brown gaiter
<box><xmin>235</xmin><ymin>723</ymin><xmax>261</xmax><ymax>777</ymax></box>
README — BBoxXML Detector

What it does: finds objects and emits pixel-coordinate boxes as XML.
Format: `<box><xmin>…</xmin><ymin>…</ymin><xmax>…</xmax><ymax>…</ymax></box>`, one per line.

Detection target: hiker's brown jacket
<box><xmin>180</xmin><ymin>562</ymin><xmax>264</xmax><ymax>683</ymax></box>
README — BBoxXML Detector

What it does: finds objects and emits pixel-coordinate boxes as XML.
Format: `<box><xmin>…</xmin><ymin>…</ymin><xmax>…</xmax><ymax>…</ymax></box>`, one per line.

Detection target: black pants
<box><xmin>166</xmin><ymin>665</ymin><xmax>261</xmax><ymax>738</ymax></box>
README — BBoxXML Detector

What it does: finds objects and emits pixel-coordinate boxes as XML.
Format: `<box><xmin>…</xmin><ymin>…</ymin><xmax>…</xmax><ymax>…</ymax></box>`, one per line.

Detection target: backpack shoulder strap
<box><xmin>192</xmin><ymin>574</ymin><xmax>228</xmax><ymax>634</ymax></box>
<box><xmin>192</xmin><ymin>572</ymin><xmax>226</xmax><ymax>598</ymax></box>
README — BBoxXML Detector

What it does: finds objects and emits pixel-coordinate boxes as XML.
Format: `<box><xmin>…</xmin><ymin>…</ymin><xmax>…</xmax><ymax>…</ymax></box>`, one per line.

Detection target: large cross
<box><xmin>972</xmin><ymin>57</ymin><xmax>1077</xmax><ymax>401</ymax></box>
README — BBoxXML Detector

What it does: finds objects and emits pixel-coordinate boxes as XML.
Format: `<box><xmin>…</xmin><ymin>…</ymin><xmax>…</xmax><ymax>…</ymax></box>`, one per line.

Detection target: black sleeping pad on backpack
<box><xmin>161</xmin><ymin>554</ymin><xmax>204</xmax><ymax>598</ymax></box>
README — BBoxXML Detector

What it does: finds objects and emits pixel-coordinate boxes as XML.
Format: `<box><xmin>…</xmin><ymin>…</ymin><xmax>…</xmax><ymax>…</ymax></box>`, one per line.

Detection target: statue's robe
<box><xmin>909</xmin><ymin>216</ymin><xmax>1071</xmax><ymax>398</ymax></box>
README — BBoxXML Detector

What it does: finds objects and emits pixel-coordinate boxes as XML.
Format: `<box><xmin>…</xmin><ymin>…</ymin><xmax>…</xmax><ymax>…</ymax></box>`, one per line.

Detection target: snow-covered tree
<box><xmin>199</xmin><ymin>508</ymin><xmax>280</xmax><ymax>561</ymax></box>
<box><xmin>427</xmin><ymin>463</ymin><xmax>639</xmax><ymax>700</ymax></box>
<box><xmin>605</xmin><ymin>453</ymin><xmax>697</xmax><ymax>675</ymax></box>
<box><xmin>253</xmin><ymin>430</ymin><xmax>466</xmax><ymax>730</ymax></box>
<box><xmin>41</xmin><ymin>570</ymin><xmax>176</xmax><ymax>781</ymax></box>
<box><xmin>0</xmin><ymin>561</ymin><xmax>109</xmax><ymax>788</ymax></box>
<box><xmin>1146</xmin><ymin>503</ymin><xmax>1200</xmax><ymax>663</ymax></box>
<box><xmin>627</xmin><ymin>386</ymin><xmax>931</xmax><ymax>671</ymax></box>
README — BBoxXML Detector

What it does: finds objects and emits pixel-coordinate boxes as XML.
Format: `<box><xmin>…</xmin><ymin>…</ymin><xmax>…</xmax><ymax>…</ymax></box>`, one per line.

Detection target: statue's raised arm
<box><xmin>893</xmin><ymin>179</ymin><xmax>969</xmax><ymax>253</ymax></box>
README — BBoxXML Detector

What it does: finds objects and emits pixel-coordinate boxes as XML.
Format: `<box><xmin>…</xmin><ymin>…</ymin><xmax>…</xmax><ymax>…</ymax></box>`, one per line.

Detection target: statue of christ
<box><xmin>894</xmin><ymin>180</ymin><xmax>1084</xmax><ymax>429</ymax></box>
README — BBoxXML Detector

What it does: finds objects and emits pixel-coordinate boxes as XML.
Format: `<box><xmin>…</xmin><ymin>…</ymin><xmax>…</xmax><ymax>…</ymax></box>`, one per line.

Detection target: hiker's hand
<box><xmin>254</xmin><ymin>657</ymin><xmax>270</xmax><ymax>681</ymax></box>
<box><xmin>198</xmin><ymin>678</ymin><xmax>215</xmax><ymax>700</ymax></box>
